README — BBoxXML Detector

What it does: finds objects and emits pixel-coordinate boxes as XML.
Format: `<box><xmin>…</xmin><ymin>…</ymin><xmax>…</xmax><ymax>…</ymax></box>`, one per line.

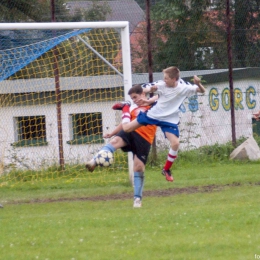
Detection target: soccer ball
<box><xmin>95</xmin><ymin>150</ymin><xmax>114</xmax><ymax>167</ymax></box>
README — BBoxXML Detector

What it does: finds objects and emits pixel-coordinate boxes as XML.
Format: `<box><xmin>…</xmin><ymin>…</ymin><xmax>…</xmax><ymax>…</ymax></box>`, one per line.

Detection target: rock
<box><xmin>230</xmin><ymin>136</ymin><xmax>260</xmax><ymax>161</ymax></box>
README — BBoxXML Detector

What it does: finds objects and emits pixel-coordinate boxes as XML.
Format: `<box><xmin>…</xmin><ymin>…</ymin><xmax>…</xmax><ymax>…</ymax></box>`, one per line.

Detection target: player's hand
<box><xmin>135</xmin><ymin>98</ymin><xmax>151</xmax><ymax>106</ymax></box>
<box><xmin>193</xmin><ymin>75</ymin><xmax>201</xmax><ymax>85</ymax></box>
<box><xmin>103</xmin><ymin>133</ymin><xmax>113</xmax><ymax>138</ymax></box>
<box><xmin>150</xmin><ymin>85</ymin><xmax>158</xmax><ymax>92</ymax></box>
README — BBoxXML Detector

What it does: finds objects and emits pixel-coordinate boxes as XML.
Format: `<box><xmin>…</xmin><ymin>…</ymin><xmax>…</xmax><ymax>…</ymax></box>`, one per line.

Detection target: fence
<box><xmin>0</xmin><ymin>0</ymin><xmax>259</xmax><ymax>185</ymax></box>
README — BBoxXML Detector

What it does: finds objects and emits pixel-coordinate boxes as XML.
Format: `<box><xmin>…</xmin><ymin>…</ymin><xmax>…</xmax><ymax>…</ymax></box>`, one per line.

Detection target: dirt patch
<box><xmin>9</xmin><ymin>182</ymin><xmax>251</xmax><ymax>205</ymax></box>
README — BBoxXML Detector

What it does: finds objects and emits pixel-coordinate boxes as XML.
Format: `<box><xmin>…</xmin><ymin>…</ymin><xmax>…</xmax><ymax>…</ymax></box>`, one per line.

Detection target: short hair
<box><xmin>128</xmin><ymin>84</ymin><xmax>143</xmax><ymax>95</ymax></box>
<box><xmin>163</xmin><ymin>66</ymin><xmax>180</xmax><ymax>80</ymax></box>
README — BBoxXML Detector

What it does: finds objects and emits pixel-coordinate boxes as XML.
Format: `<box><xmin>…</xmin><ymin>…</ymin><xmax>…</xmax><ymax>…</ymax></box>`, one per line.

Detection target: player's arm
<box><xmin>142</xmin><ymin>83</ymin><xmax>158</xmax><ymax>94</ymax></box>
<box><xmin>148</xmin><ymin>95</ymin><xmax>158</xmax><ymax>103</ymax></box>
<box><xmin>193</xmin><ymin>75</ymin><xmax>206</xmax><ymax>94</ymax></box>
<box><xmin>135</xmin><ymin>95</ymin><xmax>158</xmax><ymax>106</ymax></box>
<box><xmin>103</xmin><ymin>123</ymin><xmax>123</xmax><ymax>138</ymax></box>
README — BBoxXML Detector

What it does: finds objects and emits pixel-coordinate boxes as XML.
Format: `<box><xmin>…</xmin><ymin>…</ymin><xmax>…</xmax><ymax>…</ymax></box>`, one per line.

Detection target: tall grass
<box><xmin>151</xmin><ymin>135</ymin><xmax>253</xmax><ymax>167</ymax></box>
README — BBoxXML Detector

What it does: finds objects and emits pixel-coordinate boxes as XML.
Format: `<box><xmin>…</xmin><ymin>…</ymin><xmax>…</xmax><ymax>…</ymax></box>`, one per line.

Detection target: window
<box><xmin>67</xmin><ymin>112</ymin><xmax>104</xmax><ymax>145</ymax></box>
<box><xmin>13</xmin><ymin>115</ymin><xmax>47</xmax><ymax>147</ymax></box>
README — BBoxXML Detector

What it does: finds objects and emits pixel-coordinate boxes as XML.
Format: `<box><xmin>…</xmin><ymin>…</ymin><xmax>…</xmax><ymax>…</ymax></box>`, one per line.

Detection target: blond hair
<box><xmin>163</xmin><ymin>66</ymin><xmax>180</xmax><ymax>80</ymax></box>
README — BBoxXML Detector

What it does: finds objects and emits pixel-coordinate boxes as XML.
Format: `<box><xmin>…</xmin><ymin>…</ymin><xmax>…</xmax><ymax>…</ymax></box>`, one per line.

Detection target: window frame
<box><xmin>12</xmin><ymin>115</ymin><xmax>48</xmax><ymax>147</ymax></box>
<box><xmin>67</xmin><ymin>112</ymin><xmax>104</xmax><ymax>145</ymax></box>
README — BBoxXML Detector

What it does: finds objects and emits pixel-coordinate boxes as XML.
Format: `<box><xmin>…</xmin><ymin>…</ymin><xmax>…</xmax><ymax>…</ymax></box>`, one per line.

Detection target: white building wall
<box><xmin>0</xmin><ymin>101</ymin><xmax>117</xmax><ymax>170</ymax></box>
<box><xmin>156</xmin><ymin>78</ymin><xmax>260</xmax><ymax>150</ymax></box>
<box><xmin>0</xmin><ymin>76</ymin><xmax>260</xmax><ymax>170</ymax></box>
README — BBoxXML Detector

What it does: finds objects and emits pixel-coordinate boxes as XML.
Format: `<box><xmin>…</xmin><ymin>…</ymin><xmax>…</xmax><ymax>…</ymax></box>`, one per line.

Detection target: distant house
<box><xmin>64</xmin><ymin>0</ymin><xmax>145</xmax><ymax>33</ymax></box>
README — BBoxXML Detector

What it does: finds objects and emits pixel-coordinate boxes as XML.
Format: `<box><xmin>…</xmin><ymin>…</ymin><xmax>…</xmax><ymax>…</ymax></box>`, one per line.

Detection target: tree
<box><xmin>132</xmin><ymin>0</ymin><xmax>260</xmax><ymax>72</ymax></box>
<box><xmin>83</xmin><ymin>1</ymin><xmax>111</xmax><ymax>21</ymax></box>
<box><xmin>150</xmin><ymin>0</ymin><xmax>223</xmax><ymax>71</ymax></box>
<box><xmin>212</xmin><ymin>0</ymin><xmax>260</xmax><ymax>67</ymax></box>
<box><xmin>233</xmin><ymin>0</ymin><xmax>260</xmax><ymax>67</ymax></box>
<box><xmin>0</xmin><ymin>0</ymin><xmax>78</xmax><ymax>22</ymax></box>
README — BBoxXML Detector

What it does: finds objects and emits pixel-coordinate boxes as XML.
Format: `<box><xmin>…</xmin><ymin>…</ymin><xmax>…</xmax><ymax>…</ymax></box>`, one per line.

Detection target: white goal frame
<box><xmin>0</xmin><ymin>21</ymin><xmax>134</xmax><ymax>183</ymax></box>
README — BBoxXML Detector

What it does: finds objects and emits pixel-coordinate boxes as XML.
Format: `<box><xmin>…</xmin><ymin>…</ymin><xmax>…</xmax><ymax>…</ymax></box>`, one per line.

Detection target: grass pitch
<box><xmin>0</xmin><ymin>162</ymin><xmax>260</xmax><ymax>260</ymax></box>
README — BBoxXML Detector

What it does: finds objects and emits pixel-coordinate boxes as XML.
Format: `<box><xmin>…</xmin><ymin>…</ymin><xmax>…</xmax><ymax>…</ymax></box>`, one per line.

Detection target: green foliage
<box><xmin>2</xmin><ymin>138</ymin><xmax>259</xmax><ymax>188</ymax></box>
<box><xmin>83</xmin><ymin>1</ymin><xmax>111</xmax><ymax>21</ymax></box>
<box><xmin>144</xmin><ymin>0</ymin><xmax>260</xmax><ymax>71</ymax></box>
<box><xmin>150</xmin><ymin>0</ymin><xmax>221</xmax><ymax>71</ymax></box>
<box><xmin>0</xmin><ymin>149</ymin><xmax>129</xmax><ymax>188</ymax></box>
<box><xmin>0</xmin><ymin>0</ymin><xmax>112</xmax><ymax>23</ymax></box>
<box><xmin>177</xmin><ymin>137</ymin><xmax>249</xmax><ymax>166</ymax></box>
<box><xmin>149</xmin><ymin>136</ymin><xmax>257</xmax><ymax>168</ymax></box>
<box><xmin>0</xmin><ymin>0</ymin><xmax>72</xmax><ymax>22</ymax></box>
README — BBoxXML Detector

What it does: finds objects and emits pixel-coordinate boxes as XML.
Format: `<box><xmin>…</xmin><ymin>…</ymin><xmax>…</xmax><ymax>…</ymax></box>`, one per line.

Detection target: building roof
<box><xmin>65</xmin><ymin>0</ymin><xmax>145</xmax><ymax>33</ymax></box>
<box><xmin>1</xmin><ymin>68</ymin><xmax>259</xmax><ymax>94</ymax></box>
<box><xmin>149</xmin><ymin>68</ymin><xmax>260</xmax><ymax>84</ymax></box>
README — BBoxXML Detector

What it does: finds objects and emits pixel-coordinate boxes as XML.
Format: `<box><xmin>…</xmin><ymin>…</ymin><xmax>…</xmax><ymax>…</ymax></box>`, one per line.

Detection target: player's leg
<box><xmin>133</xmin><ymin>155</ymin><xmax>145</xmax><ymax>208</ymax></box>
<box><xmin>159</xmin><ymin>123</ymin><xmax>180</xmax><ymax>182</ymax></box>
<box><xmin>130</xmin><ymin>132</ymin><xmax>151</xmax><ymax>208</ymax></box>
<box><xmin>112</xmin><ymin>101</ymin><xmax>132</xmax><ymax>124</ymax></box>
<box><xmin>119</xmin><ymin>104</ymin><xmax>143</xmax><ymax>132</ymax></box>
<box><xmin>122</xmin><ymin>118</ymin><xmax>142</xmax><ymax>133</ymax></box>
<box><xmin>161</xmin><ymin>131</ymin><xmax>179</xmax><ymax>182</ymax></box>
<box><xmin>86</xmin><ymin>136</ymin><xmax>127</xmax><ymax>172</ymax></box>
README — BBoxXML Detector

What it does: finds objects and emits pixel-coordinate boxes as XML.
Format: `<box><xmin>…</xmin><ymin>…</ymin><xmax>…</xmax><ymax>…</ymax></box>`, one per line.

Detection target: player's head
<box><xmin>163</xmin><ymin>66</ymin><xmax>180</xmax><ymax>80</ymax></box>
<box><xmin>163</xmin><ymin>66</ymin><xmax>180</xmax><ymax>87</ymax></box>
<box><xmin>128</xmin><ymin>84</ymin><xmax>144</xmax><ymax>104</ymax></box>
<box><xmin>128</xmin><ymin>84</ymin><xmax>143</xmax><ymax>95</ymax></box>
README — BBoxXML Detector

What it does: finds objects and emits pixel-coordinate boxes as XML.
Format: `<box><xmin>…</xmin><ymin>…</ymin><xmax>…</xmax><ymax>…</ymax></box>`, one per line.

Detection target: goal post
<box><xmin>0</xmin><ymin>21</ymin><xmax>133</xmax><ymax>186</ymax></box>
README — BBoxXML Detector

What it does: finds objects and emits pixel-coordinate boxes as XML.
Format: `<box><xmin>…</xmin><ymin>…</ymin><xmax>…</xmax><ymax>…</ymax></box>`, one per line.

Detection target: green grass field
<box><xmin>1</xmin><ymin>160</ymin><xmax>260</xmax><ymax>260</ymax></box>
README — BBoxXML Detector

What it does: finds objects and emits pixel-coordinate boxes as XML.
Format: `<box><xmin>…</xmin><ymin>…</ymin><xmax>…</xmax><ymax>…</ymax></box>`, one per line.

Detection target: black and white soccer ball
<box><xmin>95</xmin><ymin>150</ymin><xmax>114</xmax><ymax>167</ymax></box>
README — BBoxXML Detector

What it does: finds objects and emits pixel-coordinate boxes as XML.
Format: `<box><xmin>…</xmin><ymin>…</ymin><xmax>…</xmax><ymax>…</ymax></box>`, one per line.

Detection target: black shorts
<box><xmin>116</xmin><ymin>130</ymin><xmax>151</xmax><ymax>165</ymax></box>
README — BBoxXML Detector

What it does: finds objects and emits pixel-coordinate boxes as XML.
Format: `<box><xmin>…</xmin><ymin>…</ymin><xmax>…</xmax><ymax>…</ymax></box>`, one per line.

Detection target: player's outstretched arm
<box><xmin>193</xmin><ymin>75</ymin><xmax>206</xmax><ymax>94</ymax></box>
<box><xmin>135</xmin><ymin>95</ymin><xmax>158</xmax><ymax>106</ymax></box>
<box><xmin>142</xmin><ymin>84</ymin><xmax>158</xmax><ymax>94</ymax></box>
<box><xmin>103</xmin><ymin>124</ymin><xmax>123</xmax><ymax>138</ymax></box>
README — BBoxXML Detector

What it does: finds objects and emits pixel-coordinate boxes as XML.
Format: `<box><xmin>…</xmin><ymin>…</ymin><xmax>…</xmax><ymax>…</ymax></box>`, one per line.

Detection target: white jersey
<box><xmin>143</xmin><ymin>79</ymin><xmax>198</xmax><ymax>124</ymax></box>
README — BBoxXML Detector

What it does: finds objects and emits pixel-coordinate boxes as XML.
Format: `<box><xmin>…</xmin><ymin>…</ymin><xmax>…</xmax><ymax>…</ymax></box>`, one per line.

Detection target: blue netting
<box><xmin>0</xmin><ymin>28</ymin><xmax>91</xmax><ymax>82</ymax></box>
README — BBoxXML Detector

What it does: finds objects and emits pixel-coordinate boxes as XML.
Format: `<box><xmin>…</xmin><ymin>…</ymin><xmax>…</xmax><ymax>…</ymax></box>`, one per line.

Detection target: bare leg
<box><xmin>133</xmin><ymin>154</ymin><xmax>145</xmax><ymax>173</ymax></box>
<box><xmin>109</xmin><ymin>136</ymin><xmax>127</xmax><ymax>149</ymax></box>
<box><xmin>165</xmin><ymin>132</ymin><xmax>179</xmax><ymax>151</ymax></box>
<box><xmin>122</xmin><ymin>119</ymin><xmax>142</xmax><ymax>133</ymax></box>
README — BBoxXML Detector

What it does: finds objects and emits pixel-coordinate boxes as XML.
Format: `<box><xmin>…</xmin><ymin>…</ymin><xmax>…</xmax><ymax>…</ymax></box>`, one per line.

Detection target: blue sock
<box><xmin>100</xmin><ymin>143</ymin><xmax>116</xmax><ymax>153</ymax></box>
<box><xmin>134</xmin><ymin>172</ymin><xmax>144</xmax><ymax>200</ymax></box>
<box><xmin>94</xmin><ymin>144</ymin><xmax>116</xmax><ymax>159</ymax></box>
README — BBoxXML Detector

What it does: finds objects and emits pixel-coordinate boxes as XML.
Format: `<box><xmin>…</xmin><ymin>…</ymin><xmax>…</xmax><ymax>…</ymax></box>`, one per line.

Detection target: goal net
<box><xmin>0</xmin><ymin>22</ymin><xmax>132</xmax><ymax>187</ymax></box>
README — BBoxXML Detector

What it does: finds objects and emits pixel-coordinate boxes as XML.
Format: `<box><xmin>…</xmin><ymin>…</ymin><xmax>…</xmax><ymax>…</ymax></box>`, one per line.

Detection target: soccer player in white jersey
<box><xmin>118</xmin><ymin>66</ymin><xmax>206</xmax><ymax>182</ymax></box>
